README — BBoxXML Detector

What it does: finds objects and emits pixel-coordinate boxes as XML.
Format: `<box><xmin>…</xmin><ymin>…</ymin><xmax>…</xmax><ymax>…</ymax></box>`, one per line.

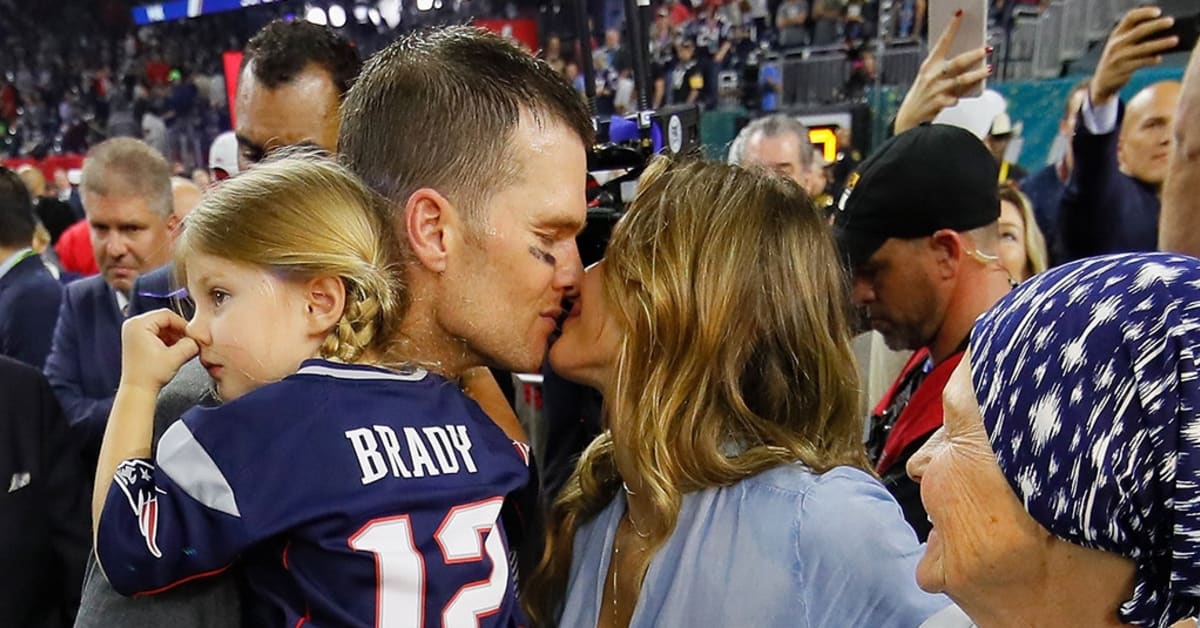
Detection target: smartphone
<box><xmin>928</xmin><ymin>0</ymin><xmax>988</xmax><ymax>97</ymax></box>
<box><xmin>1163</xmin><ymin>12</ymin><xmax>1200</xmax><ymax>54</ymax></box>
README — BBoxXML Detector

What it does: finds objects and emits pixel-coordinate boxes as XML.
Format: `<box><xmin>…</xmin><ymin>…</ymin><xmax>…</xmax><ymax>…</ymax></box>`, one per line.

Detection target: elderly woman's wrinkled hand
<box><xmin>894</xmin><ymin>12</ymin><xmax>992</xmax><ymax>135</ymax></box>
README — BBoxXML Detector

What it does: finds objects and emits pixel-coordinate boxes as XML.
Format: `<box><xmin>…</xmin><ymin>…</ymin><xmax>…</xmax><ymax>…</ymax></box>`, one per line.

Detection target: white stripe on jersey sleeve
<box><xmin>157</xmin><ymin>421</ymin><xmax>241</xmax><ymax>518</ymax></box>
<box><xmin>295</xmin><ymin>364</ymin><xmax>428</xmax><ymax>382</ymax></box>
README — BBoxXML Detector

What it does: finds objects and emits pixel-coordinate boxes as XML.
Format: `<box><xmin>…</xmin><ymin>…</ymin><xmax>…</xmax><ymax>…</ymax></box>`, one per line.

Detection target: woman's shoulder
<box><xmin>738</xmin><ymin>463</ymin><xmax>887</xmax><ymax>501</ymax></box>
<box><xmin>732</xmin><ymin>463</ymin><xmax>914</xmax><ymax>544</ymax></box>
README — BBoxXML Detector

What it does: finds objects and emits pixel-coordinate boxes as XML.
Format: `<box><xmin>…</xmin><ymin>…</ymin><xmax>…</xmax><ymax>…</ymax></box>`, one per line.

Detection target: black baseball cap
<box><xmin>833</xmin><ymin>124</ymin><xmax>1000</xmax><ymax>271</ymax></box>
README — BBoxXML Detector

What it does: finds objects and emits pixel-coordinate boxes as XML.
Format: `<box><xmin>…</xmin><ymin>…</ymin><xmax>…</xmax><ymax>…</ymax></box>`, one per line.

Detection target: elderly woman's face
<box><xmin>548</xmin><ymin>261</ymin><xmax>622</xmax><ymax>391</ymax></box>
<box><xmin>906</xmin><ymin>357</ymin><xmax>1048</xmax><ymax>597</ymax></box>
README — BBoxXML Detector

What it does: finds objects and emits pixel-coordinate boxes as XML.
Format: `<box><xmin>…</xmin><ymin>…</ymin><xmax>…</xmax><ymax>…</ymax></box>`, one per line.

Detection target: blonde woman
<box><xmin>996</xmin><ymin>183</ymin><xmax>1049</xmax><ymax>282</ymax></box>
<box><xmin>525</xmin><ymin>157</ymin><xmax>949</xmax><ymax>627</ymax></box>
<box><xmin>92</xmin><ymin>152</ymin><xmax>532</xmax><ymax>626</ymax></box>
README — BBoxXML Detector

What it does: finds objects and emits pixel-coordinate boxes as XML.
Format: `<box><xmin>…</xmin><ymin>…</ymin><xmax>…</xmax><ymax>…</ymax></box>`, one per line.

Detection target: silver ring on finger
<box><xmin>941</xmin><ymin>60</ymin><xmax>951</xmax><ymax>77</ymax></box>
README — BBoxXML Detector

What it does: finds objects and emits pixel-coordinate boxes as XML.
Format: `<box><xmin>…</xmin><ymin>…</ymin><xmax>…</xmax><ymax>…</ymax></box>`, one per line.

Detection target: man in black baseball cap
<box><xmin>833</xmin><ymin>123</ymin><xmax>1013</xmax><ymax>542</ymax></box>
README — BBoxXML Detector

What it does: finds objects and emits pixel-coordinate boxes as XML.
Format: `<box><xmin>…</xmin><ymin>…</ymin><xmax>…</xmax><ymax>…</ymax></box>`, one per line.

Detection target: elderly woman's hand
<box><xmin>894</xmin><ymin>11</ymin><xmax>992</xmax><ymax>135</ymax></box>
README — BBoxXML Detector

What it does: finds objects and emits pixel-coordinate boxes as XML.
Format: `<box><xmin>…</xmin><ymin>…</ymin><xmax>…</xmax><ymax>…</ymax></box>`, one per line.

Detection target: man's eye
<box><xmin>211</xmin><ymin>289</ymin><xmax>230</xmax><ymax>306</ymax></box>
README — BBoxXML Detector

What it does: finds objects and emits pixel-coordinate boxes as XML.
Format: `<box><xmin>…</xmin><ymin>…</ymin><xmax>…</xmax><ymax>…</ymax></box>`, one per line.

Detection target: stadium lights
<box><xmin>305</xmin><ymin>5</ymin><xmax>328</xmax><ymax>25</ymax></box>
<box><xmin>353</xmin><ymin>4</ymin><xmax>369</xmax><ymax>22</ymax></box>
<box><xmin>328</xmin><ymin>4</ymin><xmax>347</xmax><ymax>27</ymax></box>
<box><xmin>416</xmin><ymin>0</ymin><xmax>433</xmax><ymax>11</ymax></box>
<box><xmin>367</xmin><ymin>6</ymin><xmax>382</xmax><ymax>25</ymax></box>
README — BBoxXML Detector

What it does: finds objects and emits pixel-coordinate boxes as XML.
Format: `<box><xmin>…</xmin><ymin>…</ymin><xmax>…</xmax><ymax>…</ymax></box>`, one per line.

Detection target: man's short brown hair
<box><xmin>80</xmin><ymin>137</ymin><xmax>173</xmax><ymax>216</ymax></box>
<box><xmin>339</xmin><ymin>26</ymin><xmax>593</xmax><ymax>221</ymax></box>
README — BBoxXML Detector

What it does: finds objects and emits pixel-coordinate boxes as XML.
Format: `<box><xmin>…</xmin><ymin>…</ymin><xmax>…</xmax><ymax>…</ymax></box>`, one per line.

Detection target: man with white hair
<box><xmin>728</xmin><ymin>114</ymin><xmax>824</xmax><ymax>197</ymax></box>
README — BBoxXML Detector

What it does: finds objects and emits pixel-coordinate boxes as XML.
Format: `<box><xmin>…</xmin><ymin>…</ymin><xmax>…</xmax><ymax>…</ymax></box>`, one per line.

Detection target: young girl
<box><xmin>93</xmin><ymin>152</ymin><xmax>531</xmax><ymax>627</ymax></box>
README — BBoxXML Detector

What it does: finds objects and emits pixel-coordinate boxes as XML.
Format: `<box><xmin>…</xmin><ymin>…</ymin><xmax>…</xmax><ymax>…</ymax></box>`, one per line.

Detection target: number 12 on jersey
<box><xmin>349</xmin><ymin>497</ymin><xmax>511</xmax><ymax>627</ymax></box>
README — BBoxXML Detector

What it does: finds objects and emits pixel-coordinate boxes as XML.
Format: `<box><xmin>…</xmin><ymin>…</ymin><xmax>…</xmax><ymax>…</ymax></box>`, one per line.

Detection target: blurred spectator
<box><xmin>1058</xmin><ymin>7</ymin><xmax>1180</xmax><ymax>261</ymax></box>
<box><xmin>665</xmin><ymin>0</ymin><xmax>692</xmax><ymax>27</ymax></box>
<box><xmin>190</xmin><ymin>167</ymin><xmax>211</xmax><ymax>188</ymax></box>
<box><xmin>776</xmin><ymin>0</ymin><xmax>811</xmax><ymax>49</ymax></box>
<box><xmin>834</xmin><ymin>125</ymin><xmax>1011</xmax><ymax>541</ymax></box>
<box><xmin>1019</xmin><ymin>80</ymin><xmax>1087</xmax><ymax>266</ymax></box>
<box><xmin>540</xmin><ymin>33</ymin><xmax>566</xmax><ymax>74</ymax></box>
<box><xmin>53</xmin><ymin>220</ymin><xmax>98</xmax><ymax>276</ymax></box>
<box><xmin>844</xmin><ymin>48</ymin><xmax>879</xmax><ymax>99</ymax></box>
<box><xmin>728</xmin><ymin>113</ymin><xmax>816</xmax><ymax>193</ymax></box>
<box><xmin>810</xmin><ymin>0</ymin><xmax>845</xmax><ymax>46</ymax></box>
<box><xmin>16</xmin><ymin>166</ymin><xmax>72</xmax><ymax>245</ymax></box>
<box><xmin>655</xmin><ymin>37</ymin><xmax>706</xmax><ymax>107</ymax></box>
<box><xmin>985</xmin><ymin>112</ymin><xmax>1027</xmax><ymax>182</ymax></box>
<box><xmin>0</xmin><ymin>356</ymin><xmax>91</xmax><ymax>628</ymax></box>
<box><xmin>997</xmin><ymin>183</ymin><xmax>1047</xmax><ymax>282</ymax></box>
<box><xmin>169</xmin><ymin>176</ymin><xmax>202</xmax><ymax>227</ymax></box>
<box><xmin>0</xmin><ymin>167</ymin><xmax>63</xmax><ymax>369</ymax></box>
<box><xmin>44</xmin><ymin>138</ymin><xmax>175</xmax><ymax>473</ymax></box>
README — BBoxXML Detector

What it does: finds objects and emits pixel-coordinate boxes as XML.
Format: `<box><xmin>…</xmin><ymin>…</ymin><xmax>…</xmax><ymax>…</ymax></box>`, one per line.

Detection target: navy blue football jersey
<box><xmin>96</xmin><ymin>359</ymin><xmax>531</xmax><ymax>627</ymax></box>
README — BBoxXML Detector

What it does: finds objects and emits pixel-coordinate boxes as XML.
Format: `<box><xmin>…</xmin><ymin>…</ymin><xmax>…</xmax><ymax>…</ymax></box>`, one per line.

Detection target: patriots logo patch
<box><xmin>114</xmin><ymin>460</ymin><xmax>165</xmax><ymax>559</ymax></box>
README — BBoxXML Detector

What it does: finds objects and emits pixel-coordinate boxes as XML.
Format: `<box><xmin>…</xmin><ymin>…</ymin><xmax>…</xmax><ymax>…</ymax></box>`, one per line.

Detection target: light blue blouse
<box><xmin>557</xmin><ymin>464</ymin><xmax>950</xmax><ymax>627</ymax></box>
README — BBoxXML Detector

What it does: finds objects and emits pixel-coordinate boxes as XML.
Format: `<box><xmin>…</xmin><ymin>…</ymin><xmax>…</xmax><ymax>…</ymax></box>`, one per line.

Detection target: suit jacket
<box><xmin>1058</xmin><ymin>101</ymin><xmax>1161</xmax><ymax>262</ymax></box>
<box><xmin>43</xmin><ymin>274</ymin><xmax>123</xmax><ymax>470</ymax></box>
<box><xmin>0</xmin><ymin>253</ymin><xmax>64</xmax><ymax>369</ymax></box>
<box><xmin>0</xmin><ymin>356</ymin><xmax>91</xmax><ymax>628</ymax></box>
<box><xmin>128</xmin><ymin>262</ymin><xmax>194</xmax><ymax>320</ymax></box>
<box><xmin>75</xmin><ymin>359</ymin><xmax>241</xmax><ymax>628</ymax></box>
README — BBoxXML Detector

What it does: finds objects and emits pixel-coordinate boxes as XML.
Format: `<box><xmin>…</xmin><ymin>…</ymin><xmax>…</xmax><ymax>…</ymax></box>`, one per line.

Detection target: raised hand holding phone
<box><xmin>895</xmin><ymin>4</ymin><xmax>992</xmax><ymax>135</ymax></box>
<box><xmin>1091</xmin><ymin>6</ymin><xmax>1179</xmax><ymax>107</ymax></box>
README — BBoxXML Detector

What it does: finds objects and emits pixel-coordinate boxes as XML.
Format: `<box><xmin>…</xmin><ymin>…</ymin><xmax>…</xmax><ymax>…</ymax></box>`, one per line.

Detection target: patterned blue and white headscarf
<box><xmin>969</xmin><ymin>253</ymin><xmax>1200</xmax><ymax>627</ymax></box>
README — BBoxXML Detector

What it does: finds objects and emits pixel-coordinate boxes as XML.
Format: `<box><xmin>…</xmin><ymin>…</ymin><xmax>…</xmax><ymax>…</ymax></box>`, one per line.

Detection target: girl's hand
<box><xmin>894</xmin><ymin>11</ymin><xmax>992</xmax><ymax>135</ymax></box>
<box><xmin>120</xmin><ymin>309</ymin><xmax>199</xmax><ymax>391</ymax></box>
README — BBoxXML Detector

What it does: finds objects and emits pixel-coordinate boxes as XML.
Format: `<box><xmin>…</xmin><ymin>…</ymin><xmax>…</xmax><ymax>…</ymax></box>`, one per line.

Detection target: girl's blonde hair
<box><xmin>524</xmin><ymin>157</ymin><xmax>868</xmax><ymax>625</ymax></box>
<box><xmin>174</xmin><ymin>150</ymin><xmax>400</xmax><ymax>363</ymax></box>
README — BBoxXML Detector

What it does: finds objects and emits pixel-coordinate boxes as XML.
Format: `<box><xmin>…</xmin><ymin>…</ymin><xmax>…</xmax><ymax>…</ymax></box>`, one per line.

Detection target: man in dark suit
<box><xmin>0</xmin><ymin>167</ymin><xmax>63</xmax><ymax>369</ymax></box>
<box><xmin>44</xmin><ymin>138</ymin><xmax>175</xmax><ymax>471</ymax></box>
<box><xmin>0</xmin><ymin>356</ymin><xmax>91</xmax><ymax>628</ymax></box>
<box><xmin>1058</xmin><ymin>7</ymin><xmax>1181</xmax><ymax>261</ymax></box>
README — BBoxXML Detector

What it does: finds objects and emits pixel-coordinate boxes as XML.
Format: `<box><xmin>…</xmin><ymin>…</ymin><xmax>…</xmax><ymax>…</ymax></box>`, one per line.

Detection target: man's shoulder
<box><xmin>64</xmin><ymin>274</ymin><xmax>111</xmax><ymax>300</ymax></box>
<box><xmin>134</xmin><ymin>263</ymin><xmax>176</xmax><ymax>293</ymax></box>
<box><xmin>0</xmin><ymin>261</ymin><xmax>61</xmax><ymax>308</ymax></box>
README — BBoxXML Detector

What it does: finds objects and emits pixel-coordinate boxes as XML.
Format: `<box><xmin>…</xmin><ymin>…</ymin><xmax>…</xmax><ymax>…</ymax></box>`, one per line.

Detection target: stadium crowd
<box><xmin>3</xmin><ymin>2</ymin><xmax>1200</xmax><ymax>628</ymax></box>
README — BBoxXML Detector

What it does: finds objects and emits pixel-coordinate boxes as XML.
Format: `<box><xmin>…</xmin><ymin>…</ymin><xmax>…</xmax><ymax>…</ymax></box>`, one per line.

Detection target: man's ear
<box><xmin>304</xmin><ymin>275</ymin><xmax>347</xmax><ymax>336</ymax></box>
<box><xmin>403</xmin><ymin>188</ymin><xmax>461</xmax><ymax>274</ymax></box>
<box><xmin>166</xmin><ymin>212</ymin><xmax>182</xmax><ymax>239</ymax></box>
<box><xmin>929</xmin><ymin>229</ymin><xmax>965</xmax><ymax>280</ymax></box>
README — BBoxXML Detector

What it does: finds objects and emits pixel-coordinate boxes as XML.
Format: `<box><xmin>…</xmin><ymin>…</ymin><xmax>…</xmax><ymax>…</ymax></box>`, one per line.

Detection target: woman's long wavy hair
<box><xmin>524</xmin><ymin>157</ymin><xmax>868</xmax><ymax>625</ymax></box>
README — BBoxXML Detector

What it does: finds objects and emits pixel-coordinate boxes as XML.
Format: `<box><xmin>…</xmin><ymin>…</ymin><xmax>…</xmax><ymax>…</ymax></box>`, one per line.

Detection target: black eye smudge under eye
<box><xmin>529</xmin><ymin>245</ymin><xmax>557</xmax><ymax>266</ymax></box>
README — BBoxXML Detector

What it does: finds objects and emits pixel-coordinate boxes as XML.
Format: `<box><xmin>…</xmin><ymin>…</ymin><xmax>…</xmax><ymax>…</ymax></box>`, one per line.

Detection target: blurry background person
<box><xmin>728</xmin><ymin>114</ymin><xmax>815</xmax><ymax>189</ymax></box>
<box><xmin>0</xmin><ymin>356</ymin><xmax>91</xmax><ymax>628</ymax></box>
<box><xmin>984</xmin><ymin>112</ymin><xmax>1026</xmax><ymax>183</ymax></box>
<box><xmin>1018</xmin><ymin>80</ymin><xmax>1088</xmax><ymax>266</ymax></box>
<box><xmin>526</xmin><ymin>158</ymin><xmax>948</xmax><ymax>628</ymax></box>
<box><xmin>17</xmin><ymin>164</ymin><xmax>76</xmax><ymax>247</ymax></box>
<box><xmin>1058</xmin><ymin>7</ymin><xmax>1181</xmax><ymax>261</ymax></box>
<box><xmin>908</xmin><ymin>253</ymin><xmax>1200</xmax><ymax>627</ymax></box>
<box><xmin>0</xmin><ymin>167</ymin><xmax>63</xmax><ymax>369</ymax></box>
<box><xmin>996</xmin><ymin>183</ymin><xmax>1047</xmax><ymax>283</ymax></box>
